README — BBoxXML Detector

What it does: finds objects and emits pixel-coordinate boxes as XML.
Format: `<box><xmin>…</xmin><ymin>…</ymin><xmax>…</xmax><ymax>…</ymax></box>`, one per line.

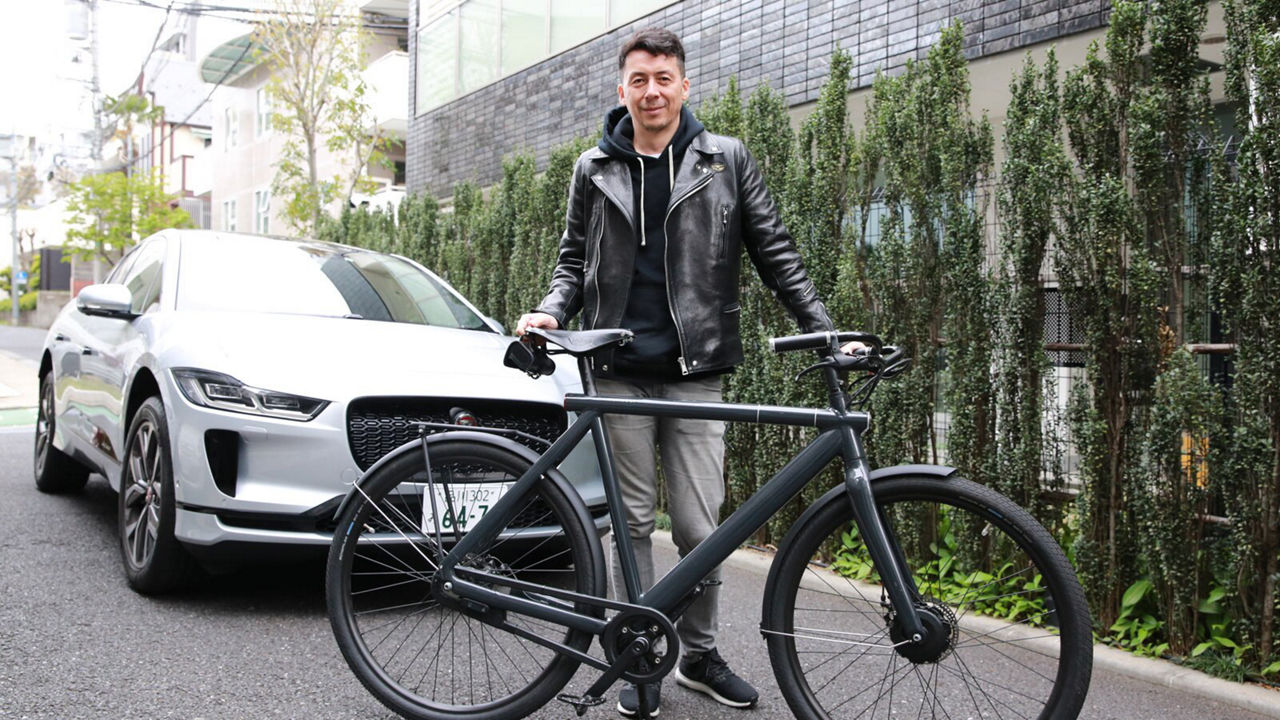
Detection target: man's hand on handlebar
<box><xmin>516</xmin><ymin>312</ymin><xmax>559</xmax><ymax>336</ymax></box>
<box><xmin>840</xmin><ymin>341</ymin><xmax>867</xmax><ymax>355</ymax></box>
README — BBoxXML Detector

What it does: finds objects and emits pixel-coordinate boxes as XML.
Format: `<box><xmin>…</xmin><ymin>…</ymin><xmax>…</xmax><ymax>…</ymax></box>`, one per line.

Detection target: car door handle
<box><xmin>54</xmin><ymin>333</ymin><xmax>71</xmax><ymax>343</ymax></box>
<box><xmin>80</xmin><ymin>345</ymin><xmax>96</xmax><ymax>356</ymax></box>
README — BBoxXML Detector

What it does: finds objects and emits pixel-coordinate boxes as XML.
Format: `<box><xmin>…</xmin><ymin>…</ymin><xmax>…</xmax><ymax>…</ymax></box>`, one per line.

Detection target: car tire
<box><xmin>34</xmin><ymin>371</ymin><xmax>90</xmax><ymax>494</ymax></box>
<box><xmin>118</xmin><ymin>396</ymin><xmax>197</xmax><ymax>595</ymax></box>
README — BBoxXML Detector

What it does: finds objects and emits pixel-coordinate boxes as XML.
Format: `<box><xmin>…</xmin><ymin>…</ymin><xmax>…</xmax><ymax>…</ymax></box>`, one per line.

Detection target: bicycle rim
<box><xmin>767</xmin><ymin>476</ymin><xmax>1092</xmax><ymax>720</ymax></box>
<box><xmin>327</xmin><ymin>441</ymin><xmax>600</xmax><ymax>720</ymax></box>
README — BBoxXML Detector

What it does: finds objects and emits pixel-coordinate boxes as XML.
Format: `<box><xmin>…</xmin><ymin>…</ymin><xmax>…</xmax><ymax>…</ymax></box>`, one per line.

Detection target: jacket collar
<box><xmin>584</xmin><ymin>129</ymin><xmax>722</xmax><ymax>162</ymax></box>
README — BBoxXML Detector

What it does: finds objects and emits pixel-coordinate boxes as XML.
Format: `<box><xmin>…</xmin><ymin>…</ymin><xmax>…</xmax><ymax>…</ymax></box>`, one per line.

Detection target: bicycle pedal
<box><xmin>556</xmin><ymin>692</ymin><xmax>605</xmax><ymax>716</ymax></box>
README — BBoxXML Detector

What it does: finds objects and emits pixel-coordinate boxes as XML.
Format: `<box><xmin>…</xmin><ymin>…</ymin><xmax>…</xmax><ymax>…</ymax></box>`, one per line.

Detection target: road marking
<box><xmin>0</xmin><ymin>408</ymin><xmax>37</xmax><ymax>428</ymax></box>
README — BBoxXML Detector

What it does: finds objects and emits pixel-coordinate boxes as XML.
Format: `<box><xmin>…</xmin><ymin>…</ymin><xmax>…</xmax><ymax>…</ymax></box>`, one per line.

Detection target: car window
<box><xmin>176</xmin><ymin>238</ymin><xmax>492</xmax><ymax>331</ymax></box>
<box><xmin>120</xmin><ymin>240</ymin><xmax>166</xmax><ymax>314</ymax></box>
<box><xmin>106</xmin><ymin>247</ymin><xmax>138</xmax><ymax>284</ymax></box>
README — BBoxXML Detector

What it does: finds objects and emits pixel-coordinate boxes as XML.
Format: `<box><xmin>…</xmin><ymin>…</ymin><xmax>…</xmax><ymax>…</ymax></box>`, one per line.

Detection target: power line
<box><xmin>96</xmin><ymin>0</ymin><xmax>411</xmax><ymax>31</ymax></box>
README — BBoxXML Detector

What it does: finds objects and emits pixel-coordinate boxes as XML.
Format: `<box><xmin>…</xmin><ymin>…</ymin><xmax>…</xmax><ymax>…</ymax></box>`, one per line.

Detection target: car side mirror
<box><xmin>77</xmin><ymin>284</ymin><xmax>137</xmax><ymax>319</ymax></box>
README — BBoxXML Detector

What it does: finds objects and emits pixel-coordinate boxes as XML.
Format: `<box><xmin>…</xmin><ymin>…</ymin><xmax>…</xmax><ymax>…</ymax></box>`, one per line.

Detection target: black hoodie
<box><xmin>597</xmin><ymin>105</ymin><xmax>706</xmax><ymax>380</ymax></box>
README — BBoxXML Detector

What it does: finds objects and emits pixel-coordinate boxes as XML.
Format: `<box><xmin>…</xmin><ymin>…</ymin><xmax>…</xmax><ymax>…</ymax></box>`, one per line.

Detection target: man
<box><xmin>517</xmin><ymin>27</ymin><xmax>842</xmax><ymax>717</ymax></box>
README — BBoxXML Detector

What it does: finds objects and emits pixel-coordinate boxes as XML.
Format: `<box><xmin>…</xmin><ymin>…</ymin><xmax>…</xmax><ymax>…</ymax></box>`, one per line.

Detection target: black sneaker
<box><xmin>617</xmin><ymin>682</ymin><xmax>661</xmax><ymax>717</ymax></box>
<box><xmin>675</xmin><ymin>649</ymin><xmax>758</xmax><ymax>708</ymax></box>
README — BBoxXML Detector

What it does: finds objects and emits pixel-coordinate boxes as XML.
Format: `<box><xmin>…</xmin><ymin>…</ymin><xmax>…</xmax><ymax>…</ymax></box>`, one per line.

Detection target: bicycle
<box><xmin>326</xmin><ymin>328</ymin><xmax>1093</xmax><ymax>720</ymax></box>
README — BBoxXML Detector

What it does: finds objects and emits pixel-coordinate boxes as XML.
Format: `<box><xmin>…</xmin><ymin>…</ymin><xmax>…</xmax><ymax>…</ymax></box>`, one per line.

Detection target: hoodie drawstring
<box><xmin>637</xmin><ymin>149</ymin><xmax>676</xmax><ymax>248</ymax></box>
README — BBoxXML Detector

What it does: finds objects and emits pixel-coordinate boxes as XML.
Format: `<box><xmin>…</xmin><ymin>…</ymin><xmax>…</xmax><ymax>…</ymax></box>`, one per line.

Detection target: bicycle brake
<box><xmin>796</xmin><ymin>352</ymin><xmax>878</xmax><ymax>381</ymax></box>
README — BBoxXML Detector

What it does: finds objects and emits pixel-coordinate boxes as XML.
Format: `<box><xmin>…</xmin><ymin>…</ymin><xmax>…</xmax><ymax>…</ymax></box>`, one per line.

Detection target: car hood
<box><xmin>152</xmin><ymin>312</ymin><xmax>579</xmax><ymax>404</ymax></box>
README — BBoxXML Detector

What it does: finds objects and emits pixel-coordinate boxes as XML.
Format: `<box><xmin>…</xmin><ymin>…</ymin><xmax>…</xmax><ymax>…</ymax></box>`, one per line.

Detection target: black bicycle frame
<box><xmin>435</xmin><ymin>388</ymin><xmax>928</xmax><ymax>646</ymax></box>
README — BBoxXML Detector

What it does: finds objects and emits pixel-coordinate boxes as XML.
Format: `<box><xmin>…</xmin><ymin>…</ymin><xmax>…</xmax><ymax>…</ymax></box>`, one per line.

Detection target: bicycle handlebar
<box><xmin>769</xmin><ymin>331</ymin><xmax>883</xmax><ymax>355</ymax></box>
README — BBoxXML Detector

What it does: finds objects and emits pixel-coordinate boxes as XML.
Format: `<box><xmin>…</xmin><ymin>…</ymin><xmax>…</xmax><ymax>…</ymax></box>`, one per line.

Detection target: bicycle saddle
<box><xmin>526</xmin><ymin>328</ymin><xmax>634</xmax><ymax>356</ymax></box>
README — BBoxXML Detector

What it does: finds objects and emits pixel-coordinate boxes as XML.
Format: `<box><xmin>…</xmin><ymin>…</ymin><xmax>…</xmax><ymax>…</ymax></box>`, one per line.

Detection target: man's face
<box><xmin>618</xmin><ymin>50</ymin><xmax>689</xmax><ymax>136</ymax></box>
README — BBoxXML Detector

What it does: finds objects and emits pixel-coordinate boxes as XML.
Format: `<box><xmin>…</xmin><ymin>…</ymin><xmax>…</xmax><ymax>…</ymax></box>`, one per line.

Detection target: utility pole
<box><xmin>88</xmin><ymin>0</ymin><xmax>103</xmax><ymax>283</ymax></box>
<box><xmin>4</xmin><ymin>133</ymin><xmax>17</xmax><ymax>326</ymax></box>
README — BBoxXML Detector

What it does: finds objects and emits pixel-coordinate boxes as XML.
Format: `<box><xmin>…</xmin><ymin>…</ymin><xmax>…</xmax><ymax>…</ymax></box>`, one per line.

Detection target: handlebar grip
<box><xmin>770</xmin><ymin>331</ymin><xmax>883</xmax><ymax>354</ymax></box>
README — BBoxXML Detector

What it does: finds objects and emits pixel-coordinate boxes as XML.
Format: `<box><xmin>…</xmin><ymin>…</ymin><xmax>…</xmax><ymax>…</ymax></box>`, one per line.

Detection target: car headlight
<box><xmin>171</xmin><ymin>368</ymin><xmax>329</xmax><ymax>421</ymax></box>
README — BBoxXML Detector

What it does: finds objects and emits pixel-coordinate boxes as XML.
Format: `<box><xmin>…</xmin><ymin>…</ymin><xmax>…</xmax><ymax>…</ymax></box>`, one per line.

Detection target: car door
<box><xmin>76</xmin><ymin>239</ymin><xmax>167</xmax><ymax>470</ymax></box>
<box><xmin>55</xmin><ymin>250</ymin><xmax>139</xmax><ymax>462</ymax></box>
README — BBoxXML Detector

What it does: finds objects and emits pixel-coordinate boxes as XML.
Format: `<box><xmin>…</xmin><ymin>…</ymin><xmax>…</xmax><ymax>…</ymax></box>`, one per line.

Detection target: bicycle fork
<box><xmin>838</xmin><ymin>425</ymin><xmax>927</xmax><ymax>643</ymax></box>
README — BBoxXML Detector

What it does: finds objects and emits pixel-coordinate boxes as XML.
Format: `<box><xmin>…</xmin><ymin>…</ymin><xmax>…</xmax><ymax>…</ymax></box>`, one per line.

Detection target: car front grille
<box><xmin>346</xmin><ymin>396</ymin><xmax>567</xmax><ymax>470</ymax></box>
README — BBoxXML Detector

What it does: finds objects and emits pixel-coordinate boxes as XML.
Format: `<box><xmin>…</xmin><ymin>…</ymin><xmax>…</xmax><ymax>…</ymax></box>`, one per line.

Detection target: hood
<box><xmin>598</xmin><ymin>105</ymin><xmax>705</xmax><ymax>160</ymax></box>
<box><xmin>150</xmin><ymin>312</ymin><xmax>579</xmax><ymax>405</ymax></box>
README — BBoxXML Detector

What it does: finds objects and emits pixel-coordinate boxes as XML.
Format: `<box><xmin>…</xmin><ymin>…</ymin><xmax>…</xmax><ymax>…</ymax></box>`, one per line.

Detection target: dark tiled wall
<box><xmin>407</xmin><ymin>0</ymin><xmax>1108</xmax><ymax>196</ymax></box>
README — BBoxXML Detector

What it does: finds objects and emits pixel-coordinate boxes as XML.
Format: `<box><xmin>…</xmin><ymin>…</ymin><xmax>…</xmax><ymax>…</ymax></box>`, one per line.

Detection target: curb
<box><xmin>653</xmin><ymin>533</ymin><xmax>1280</xmax><ymax>719</ymax></box>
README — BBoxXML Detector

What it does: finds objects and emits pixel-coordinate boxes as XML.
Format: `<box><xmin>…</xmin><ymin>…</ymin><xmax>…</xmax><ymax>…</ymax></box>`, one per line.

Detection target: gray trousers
<box><xmin>596</xmin><ymin>375</ymin><xmax>725</xmax><ymax>655</ymax></box>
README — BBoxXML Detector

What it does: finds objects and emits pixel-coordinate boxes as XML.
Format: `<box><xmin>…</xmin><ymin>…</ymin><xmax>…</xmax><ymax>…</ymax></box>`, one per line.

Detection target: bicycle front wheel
<box><xmin>327</xmin><ymin>439</ymin><xmax>604</xmax><ymax>720</ymax></box>
<box><xmin>765</xmin><ymin>475</ymin><xmax>1092</xmax><ymax>720</ymax></box>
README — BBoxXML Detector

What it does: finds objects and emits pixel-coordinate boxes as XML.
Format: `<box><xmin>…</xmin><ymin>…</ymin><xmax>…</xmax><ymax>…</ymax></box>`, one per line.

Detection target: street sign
<box><xmin>15</xmin><ymin>271</ymin><xmax>27</xmax><ymax>286</ymax></box>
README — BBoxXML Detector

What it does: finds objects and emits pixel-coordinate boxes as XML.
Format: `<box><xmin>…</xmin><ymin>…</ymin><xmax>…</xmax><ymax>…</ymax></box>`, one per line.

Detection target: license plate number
<box><xmin>421</xmin><ymin>483</ymin><xmax>511</xmax><ymax>533</ymax></box>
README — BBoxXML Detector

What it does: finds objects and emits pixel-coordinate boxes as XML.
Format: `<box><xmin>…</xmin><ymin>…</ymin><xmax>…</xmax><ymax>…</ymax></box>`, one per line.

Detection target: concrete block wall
<box><xmin>407</xmin><ymin>0</ymin><xmax>1108</xmax><ymax>197</ymax></box>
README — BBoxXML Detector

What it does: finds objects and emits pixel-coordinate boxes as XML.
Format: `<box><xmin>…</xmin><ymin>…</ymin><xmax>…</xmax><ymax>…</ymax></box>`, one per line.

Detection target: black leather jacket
<box><xmin>536</xmin><ymin>130</ymin><xmax>835</xmax><ymax>376</ymax></box>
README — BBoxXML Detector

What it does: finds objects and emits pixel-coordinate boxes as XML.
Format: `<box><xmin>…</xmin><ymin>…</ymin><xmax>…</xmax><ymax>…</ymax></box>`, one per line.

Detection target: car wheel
<box><xmin>118</xmin><ymin>396</ymin><xmax>196</xmax><ymax>594</ymax></box>
<box><xmin>34</xmin><ymin>371</ymin><xmax>90</xmax><ymax>494</ymax></box>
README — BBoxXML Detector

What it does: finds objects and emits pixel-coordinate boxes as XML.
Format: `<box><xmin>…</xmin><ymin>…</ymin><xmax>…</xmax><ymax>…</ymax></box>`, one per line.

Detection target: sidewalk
<box><xmin>0</xmin><ymin>350</ymin><xmax>38</xmax><ymax>427</ymax></box>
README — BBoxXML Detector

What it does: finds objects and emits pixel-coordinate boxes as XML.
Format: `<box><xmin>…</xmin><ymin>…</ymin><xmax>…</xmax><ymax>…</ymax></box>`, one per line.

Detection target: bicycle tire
<box><xmin>327</xmin><ymin>439</ymin><xmax>603</xmax><ymax>720</ymax></box>
<box><xmin>764</xmin><ymin>475</ymin><xmax>1092</xmax><ymax>720</ymax></box>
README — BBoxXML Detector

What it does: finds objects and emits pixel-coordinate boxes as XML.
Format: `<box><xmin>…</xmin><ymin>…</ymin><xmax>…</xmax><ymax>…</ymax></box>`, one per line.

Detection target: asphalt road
<box><xmin>0</xmin><ymin>326</ymin><xmax>47</xmax><ymax>363</ymax></box>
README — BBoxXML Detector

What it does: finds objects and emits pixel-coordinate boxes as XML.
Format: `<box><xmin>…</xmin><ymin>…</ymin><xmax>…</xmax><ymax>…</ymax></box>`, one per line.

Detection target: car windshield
<box><xmin>176</xmin><ymin>237</ymin><xmax>492</xmax><ymax>331</ymax></box>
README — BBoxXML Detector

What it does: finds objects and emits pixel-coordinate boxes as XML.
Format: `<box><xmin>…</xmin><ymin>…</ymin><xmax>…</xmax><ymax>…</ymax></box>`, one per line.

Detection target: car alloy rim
<box><xmin>34</xmin><ymin>382</ymin><xmax>52</xmax><ymax>472</ymax></box>
<box><xmin>122</xmin><ymin>418</ymin><xmax>163</xmax><ymax>568</ymax></box>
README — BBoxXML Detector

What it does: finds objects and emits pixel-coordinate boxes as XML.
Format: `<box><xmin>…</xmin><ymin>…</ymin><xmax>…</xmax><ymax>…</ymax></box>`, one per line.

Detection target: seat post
<box><xmin>578</xmin><ymin>355</ymin><xmax>599</xmax><ymax>397</ymax></box>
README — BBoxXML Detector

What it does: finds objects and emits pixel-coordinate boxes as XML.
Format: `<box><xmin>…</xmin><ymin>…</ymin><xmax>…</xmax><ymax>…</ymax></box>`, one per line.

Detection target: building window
<box><xmin>256</xmin><ymin>87</ymin><xmax>272</xmax><ymax>136</ymax></box>
<box><xmin>223</xmin><ymin>107</ymin><xmax>238</xmax><ymax>150</ymax></box>
<box><xmin>1043</xmin><ymin>288</ymin><xmax>1085</xmax><ymax>368</ymax></box>
<box><xmin>254</xmin><ymin>190</ymin><xmax>270</xmax><ymax>234</ymax></box>
<box><xmin>222</xmin><ymin>199</ymin><xmax>237</xmax><ymax>232</ymax></box>
<box><xmin>415</xmin><ymin>0</ymin><xmax>672</xmax><ymax>115</ymax></box>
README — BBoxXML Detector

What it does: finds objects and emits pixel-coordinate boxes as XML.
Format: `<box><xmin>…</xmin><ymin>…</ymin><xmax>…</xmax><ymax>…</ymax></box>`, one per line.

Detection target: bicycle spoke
<box><xmin>772</xmin><ymin>478</ymin><xmax>1089</xmax><ymax>720</ymax></box>
<box><xmin>331</xmin><ymin>444</ymin><xmax>601</xmax><ymax>716</ymax></box>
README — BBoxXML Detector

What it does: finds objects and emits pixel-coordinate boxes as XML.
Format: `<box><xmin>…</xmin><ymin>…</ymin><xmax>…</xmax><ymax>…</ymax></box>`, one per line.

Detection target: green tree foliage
<box><xmin>994</xmin><ymin>51</ymin><xmax>1068</xmax><ymax>520</ymax></box>
<box><xmin>1058</xmin><ymin>0</ymin><xmax>1222</xmax><ymax>634</ymax></box>
<box><xmin>1057</xmin><ymin>2</ymin><xmax>1165</xmax><ymax>626</ymax></box>
<box><xmin>862</xmin><ymin>24</ymin><xmax>993</xmax><ymax>476</ymax></box>
<box><xmin>64</xmin><ymin>170</ymin><xmax>191</xmax><ymax>267</ymax></box>
<box><xmin>1213</xmin><ymin>0</ymin><xmax>1280</xmax><ymax>668</ymax></box>
<box><xmin>1136</xmin><ymin>349</ymin><xmax>1218</xmax><ymax>655</ymax></box>
<box><xmin>254</xmin><ymin>0</ymin><xmax>390</xmax><ymax>238</ymax></box>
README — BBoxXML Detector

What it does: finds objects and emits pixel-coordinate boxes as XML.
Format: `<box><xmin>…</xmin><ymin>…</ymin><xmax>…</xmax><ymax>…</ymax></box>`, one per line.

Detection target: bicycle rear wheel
<box><xmin>765</xmin><ymin>475</ymin><xmax>1092</xmax><ymax>720</ymax></box>
<box><xmin>327</xmin><ymin>439</ymin><xmax>604</xmax><ymax>720</ymax></box>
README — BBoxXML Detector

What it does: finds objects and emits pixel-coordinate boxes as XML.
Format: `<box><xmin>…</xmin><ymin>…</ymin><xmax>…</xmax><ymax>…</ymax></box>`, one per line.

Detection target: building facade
<box><xmin>201</xmin><ymin>0</ymin><xmax>410</xmax><ymax>236</ymax></box>
<box><xmin>405</xmin><ymin>0</ymin><xmax>1120</xmax><ymax>197</ymax></box>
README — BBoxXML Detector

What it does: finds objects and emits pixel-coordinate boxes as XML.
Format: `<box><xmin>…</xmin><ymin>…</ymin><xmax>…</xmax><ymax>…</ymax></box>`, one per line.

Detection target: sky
<box><xmin>0</xmin><ymin>0</ymin><xmax>180</xmax><ymax>138</ymax></box>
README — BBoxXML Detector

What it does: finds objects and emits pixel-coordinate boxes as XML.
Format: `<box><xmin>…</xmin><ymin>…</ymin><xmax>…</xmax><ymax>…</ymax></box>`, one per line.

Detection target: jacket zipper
<box><xmin>664</xmin><ymin>165</ymin><xmax>715</xmax><ymax>375</ymax></box>
<box><xmin>590</xmin><ymin>173</ymin><xmax>634</xmax><ymax>329</ymax></box>
<box><xmin>718</xmin><ymin>204</ymin><xmax>730</xmax><ymax>259</ymax></box>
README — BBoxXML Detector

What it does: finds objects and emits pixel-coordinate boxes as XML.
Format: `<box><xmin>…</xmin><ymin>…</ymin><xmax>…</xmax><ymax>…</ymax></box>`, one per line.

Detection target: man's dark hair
<box><xmin>618</xmin><ymin>27</ymin><xmax>685</xmax><ymax>75</ymax></box>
